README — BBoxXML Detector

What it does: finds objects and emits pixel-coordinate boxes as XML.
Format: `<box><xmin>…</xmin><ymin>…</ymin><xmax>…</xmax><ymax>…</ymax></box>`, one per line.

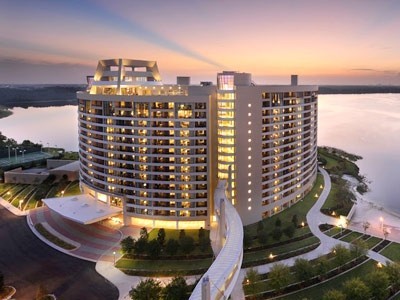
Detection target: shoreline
<box><xmin>344</xmin><ymin>174</ymin><xmax>400</xmax><ymax>243</ymax></box>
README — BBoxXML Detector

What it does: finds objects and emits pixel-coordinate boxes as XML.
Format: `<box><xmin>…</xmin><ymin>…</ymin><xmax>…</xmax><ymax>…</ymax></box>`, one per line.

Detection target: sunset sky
<box><xmin>1</xmin><ymin>0</ymin><xmax>400</xmax><ymax>85</ymax></box>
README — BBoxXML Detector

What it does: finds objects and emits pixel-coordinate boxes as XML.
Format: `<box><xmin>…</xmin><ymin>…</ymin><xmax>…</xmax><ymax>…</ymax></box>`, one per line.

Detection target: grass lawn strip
<box><xmin>379</xmin><ymin>242</ymin><xmax>400</xmax><ymax>261</ymax></box>
<box><xmin>339</xmin><ymin>231</ymin><xmax>363</xmax><ymax>243</ymax></box>
<box><xmin>116</xmin><ymin>257</ymin><xmax>212</xmax><ymax>276</ymax></box>
<box><xmin>34</xmin><ymin>223</ymin><xmax>77</xmax><ymax>250</ymax></box>
<box><xmin>277</xmin><ymin>259</ymin><xmax>376</xmax><ymax>300</ymax></box>
<box><xmin>11</xmin><ymin>185</ymin><xmax>35</xmax><ymax>207</ymax></box>
<box><xmin>63</xmin><ymin>180</ymin><xmax>80</xmax><ymax>196</ymax></box>
<box><xmin>243</xmin><ymin>236</ymin><xmax>320</xmax><ymax>264</ymax></box>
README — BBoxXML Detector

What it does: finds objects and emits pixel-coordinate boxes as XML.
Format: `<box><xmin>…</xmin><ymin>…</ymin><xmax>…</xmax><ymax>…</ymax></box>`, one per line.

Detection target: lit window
<box><xmin>248</xmin><ymin>147</ymin><xmax>252</xmax><ymax>151</ymax></box>
<box><xmin>248</xmin><ymin>139</ymin><xmax>251</xmax><ymax>142</ymax></box>
<box><xmin>248</xmin><ymin>130</ymin><xmax>252</xmax><ymax>134</ymax></box>
<box><xmin>248</xmin><ymin>113</ymin><xmax>251</xmax><ymax>117</ymax></box>
<box><xmin>248</xmin><ymin>164</ymin><xmax>251</xmax><ymax>168</ymax></box>
<box><xmin>248</xmin><ymin>206</ymin><xmax>252</xmax><ymax>210</ymax></box>
<box><xmin>248</xmin><ymin>198</ymin><xmax>252</xmax><ymax>202</ymax></box>
<box><xmin>248</xmin><ymin>121</ymin><xmax>252</xmax><ymax>125</ymax></box>
<box><xmin>248</xmin><ymin>156</ymin><xmax>251</xmax><ymax>160</ymax></box>
<box><xmin>248</xmin><ymin>173</ymin><xmax>251</xmax><ymax>177</ymax></box>
<box><xmin>248</xmin><ymin>104</ymin><xmax>252</xmax><ymax>108</ymax></box>
<box><xmin>248</xmin><ymin>181</ymin><xmax>251</xmax><ymax>185</ymax></box>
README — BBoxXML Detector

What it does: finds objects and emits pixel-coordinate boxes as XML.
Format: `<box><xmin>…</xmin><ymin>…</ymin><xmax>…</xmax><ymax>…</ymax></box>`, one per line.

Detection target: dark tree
<box><xmin>275</xmin><ymin>218</ymin><xmax>282</xmax><ymax>227</ymax></box>
<box><xmin>140</xmin><ymin>227</ymin><xmax>149</xmax><ymax>240</ymax></box>
<box><xmin>157</xmin><ymin>228</ymin><xmax>166</xmax><ymax>246</ymax></box>
<box><xmin>271</xmin><ymin>227</ymin><xmax>282</xmax><ymax>241</ymax></box>
<box><xmin>133</xmin><ymin>237</ymin><xmax>148</xmax><ymax>255</ymax></box>
<box><xmin>257</xmin><ymin>221</ymin><xmax>264</xmax><ymax>232</ymax></box>
<box><xmin>322</xmin><ymin>289</ymin><xmax>346</xmax><ymax>300</ymax></box>
<box><xmin>179</xmin><ymin>229</ymin><xmax>186</xmax><ymax>240</ymax></box>
<box><xmin>291</xmin><ymin>214</ymin><xmax>299</xmax><ymax>227</ymax></box>
<box><xmin>198</xmin><ymin>227</ymin><xmax>206</xmax><ymax>240</ymax></box>
<box><xmin>364</xmin><ymin>270</ymin><xmax>389</xmax><ymax>300</ymax></box>
<box><xmin>147</xmin><ymin>239</ymin><xmax>162</xmax><ymax>259</ymax></box>
<box><xmin>179</xmin><ymin>236</ymin><xmax>195</xmax><ymax>255</ymax></box>
<box><xmin>293</xmin><ymin>258</ymin><xmax>314</xmax><ymax>282</ymax></box>
<box><xmin>268</xmin><ymin>263</ymin><xmax>291</xmax><ymax>292</ymax></box>
<box><xmin>163</xmin><ymin>276</ymin><xmax>188</xmax><ymax>300</ymax></box>
<box><xmin>257</xmin><ymin>230</ymin><xmax>269</xmax><ymax>244</ymax></box>
<box><xmin>332</xmin><ymin>244</ymin><xmax>350</xmax><ymax>268</ymax></box>
<box><xmin>165</xmin><ymin>238</ymin><xmax>179</xmax><ymax>256</ymax></box>
<box><xmin>342</xmin><ymin>278</ymin><xmax>371</xmax><ymax>300</ymax></box>
<box><xmin>243</xmin><ymin>231</ymin><xmax>253</xmax><ymax>248</ymax></box>
<box><xmin>384</xmin><ymin>261</ymin><xmax>400</xmax><ymax>290</ymax></box>
<box><xmin>120</xmin><ymin>236</ymin><xmax>135</xmax><ymax>254</ymax></box>
<box><xmin>129</xmin><ymin>278</ymin><xmax>162</xmax><ymax>300</ymax></box>
<box><xmin>199</xmin><ymin>236</ymin><xmax>211</xmax><ymax>252</ymax></box>
<box><xmin>283</xmin><ymin>224</ymin><xmax>295</xmax><ymax>239</ymax></box>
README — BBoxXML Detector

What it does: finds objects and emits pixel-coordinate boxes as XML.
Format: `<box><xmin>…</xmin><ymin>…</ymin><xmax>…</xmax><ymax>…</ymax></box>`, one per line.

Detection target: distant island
<box><xmin>0</xmin><ymin>84</ymin><xmax>400</xmax><ymax>108</ymax></box>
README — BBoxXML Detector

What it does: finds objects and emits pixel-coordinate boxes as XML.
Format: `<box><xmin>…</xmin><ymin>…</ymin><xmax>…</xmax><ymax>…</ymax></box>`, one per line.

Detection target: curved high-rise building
<box><xmin>77</xmin><ymin>59</ymin><xmax>318</xmax><ymax>228</ymax></box>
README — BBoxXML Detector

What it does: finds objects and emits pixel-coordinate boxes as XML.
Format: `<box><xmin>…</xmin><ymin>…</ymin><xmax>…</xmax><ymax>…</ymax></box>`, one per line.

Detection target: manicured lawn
<box><xmin>323</xmin><ymin>227</ymin><xmax>341</xmax><ymax>237</ymax></box>
<box><xmin>11</xmin><ymin>185</ymin><xmax>35</xmax><ymax>207</ymax></box>
<box><xmin>340</xmin><ymin>231</ymin><xmax>363</xmax><ymax>243</ymax></box>
<box><xmin>63</xmin><ymin>180</ymin><xmax>80</xmax><ymax>196</ymax></box>
<box><xmin>380</xmin><ymin>242</ymin><xmax>400</xmax><ymax>262</ymax></box>
<box><xmin>116</xmin><ymin>257</ymin><xmax>212</xmax><ymax>275</ymax></box>
<box><xmin>148</xmin><ymin>228</ymin><xmax>206</xmax><ymax>243</ymax></box>
<box><xmin>364</xmin><ymin>236</ymin><xmax>382</xmax><ymax>249</ymax></box>
<box><xmin>243</xmin><ymin>236</ymin><xmax>320</xmax><ymax>264</ymax></box>
<box><xmin>2</xmin><ymin>184</ymin><xmax>27</xmax><ymax>201</ymax></box>
<box><xmin>278</xmin><ymin>259</ymin><xmax>376</xmax><ymax>300</ymax></box>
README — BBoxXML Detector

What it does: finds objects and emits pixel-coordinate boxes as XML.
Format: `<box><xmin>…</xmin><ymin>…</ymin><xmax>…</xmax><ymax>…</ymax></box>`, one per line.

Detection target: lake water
<box><xmin>0</xmin><ymin>105</ymin><xmax>79</xmax><ymax>151</ymax></box>
<box><xmin>0</xmin><ymin>94</ymin><xmax>399</xmax><ymax>212</ymax></box>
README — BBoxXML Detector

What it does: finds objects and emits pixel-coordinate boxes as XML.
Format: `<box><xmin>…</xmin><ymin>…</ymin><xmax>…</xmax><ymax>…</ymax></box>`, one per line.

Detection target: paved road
<box><xmin>0</xmin><ymin>206</ymin><xmax>118</xmax><ymax>300</ymax></box>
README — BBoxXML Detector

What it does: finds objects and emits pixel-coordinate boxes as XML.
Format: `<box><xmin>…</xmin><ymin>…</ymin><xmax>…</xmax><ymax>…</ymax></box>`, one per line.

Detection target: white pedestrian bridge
<box><xmin>190</xmin><ymin>180</ymin><xmax>244</xmax><ymax>300</ymax></box>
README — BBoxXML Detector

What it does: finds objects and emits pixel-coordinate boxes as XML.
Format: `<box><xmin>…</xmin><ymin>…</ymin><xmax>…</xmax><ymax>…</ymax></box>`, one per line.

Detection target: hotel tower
<box><xmin>77</xmin><ymin>59</ymin><xmax>318</xmax><ymax>228</ymax></box>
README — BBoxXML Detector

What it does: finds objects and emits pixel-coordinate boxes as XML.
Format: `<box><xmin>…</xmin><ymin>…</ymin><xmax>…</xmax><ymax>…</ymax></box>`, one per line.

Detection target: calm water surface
<box><xmin>0</xmin><ymin>94</ymin><xmax>399</xmax><ymax>212</ymax></box>
<box><xmin>319</xmin><ymin>94</ymin><xmax>400</xmax><ymax>213</ymax></box>
<box><xmin>0</xmin><ymin>105</ymin><xmax>78</xmax><ymax>151</ymax></box>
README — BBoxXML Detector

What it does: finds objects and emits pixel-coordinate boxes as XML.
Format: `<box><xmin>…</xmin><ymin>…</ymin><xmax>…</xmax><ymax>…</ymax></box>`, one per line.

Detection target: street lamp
<box><xmin>6</xmin><ymin>145</ymin><xmax>11</xmax><ymax>161</ymax></box>
<box><xmin>113</xmin><ymin>251</ymin><xmax>116</xmax><ymax>266</ymax></box>
<box><xmin>12</xmin><ymin>147</ymin><xmax>18</xmax><ymax>161</ymax></box>
<box><xmin>61</xmin><ymin>190</ymin><xmax>65</xmax><ymax>197</ymax></box>
<box><xmin>380</xmin><ymin>217</ymin><xmax>384</xmax><ymax>229</ymax></box>
<box><xmin>20</xmin><ymin>149</ymin><xmax>26</xmax><ymax>161</ymax></box>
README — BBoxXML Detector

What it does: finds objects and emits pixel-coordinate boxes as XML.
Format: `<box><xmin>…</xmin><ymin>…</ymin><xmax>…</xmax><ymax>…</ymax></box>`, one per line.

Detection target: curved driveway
<box><xmin>0</xmin><ymin>206</ymin><xmax>118</xmax><ymax>300</ymax></box>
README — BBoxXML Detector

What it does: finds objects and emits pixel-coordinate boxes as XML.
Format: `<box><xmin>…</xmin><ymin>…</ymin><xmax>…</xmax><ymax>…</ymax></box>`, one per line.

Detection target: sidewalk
<box><xmin>0</xmin><ymin>197</ymin><xmax>27</xmax><ymax>216</ymax></box>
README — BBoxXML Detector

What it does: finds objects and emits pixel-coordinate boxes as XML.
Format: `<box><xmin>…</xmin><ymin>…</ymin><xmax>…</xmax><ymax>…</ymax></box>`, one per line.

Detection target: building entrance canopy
<box><xmin>43</xmin><ymin>194</ymin><xmax>122</xmax><ymax>225</ymax></box>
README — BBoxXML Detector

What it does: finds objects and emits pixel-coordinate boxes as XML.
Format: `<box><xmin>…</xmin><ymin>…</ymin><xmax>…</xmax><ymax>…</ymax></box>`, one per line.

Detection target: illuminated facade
<box><xmin>77</xmin><ymin>59</ymin><xmax>318</xmax><ymax>227</ymax></box>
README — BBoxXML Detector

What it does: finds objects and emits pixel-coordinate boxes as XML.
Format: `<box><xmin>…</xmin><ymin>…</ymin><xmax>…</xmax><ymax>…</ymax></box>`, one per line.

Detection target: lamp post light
<box><xmin>6</xmin><ymin>145</ymin><xmax>11</xmax><ymax>161</ymax></box>
<box><xmin>20</xmin><ymin>149</ymin><xmax>26</xmax><ymax>162</ymax></box>
<box><xmin>113</xmin><ymin>251</ymin><xmax>116</xmax><ymax>266</ymax></box>
<box><xmin>12</xmin><ymin>147</ymin><xmax>18</xmax><ymax>162</ymax></box>
<box><xmin>380</xmin><ymin>217</ymin><xmax>384</xmax><ymax>229</ymax></box>
<box><xmin>61</xmin><ymin>190</ymin><xmax>65</xmax><ymax>197</ymax></box>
